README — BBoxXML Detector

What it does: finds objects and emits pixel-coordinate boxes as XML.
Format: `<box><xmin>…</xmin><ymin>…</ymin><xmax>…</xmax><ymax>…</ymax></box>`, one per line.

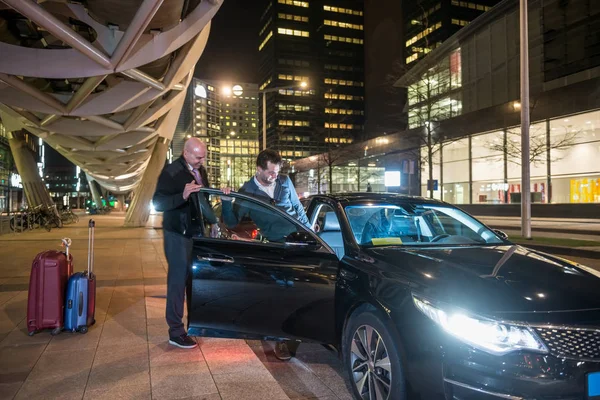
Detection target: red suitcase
<box><xmin>27</xmin><ymin>244</ymin><xmax>73</xmax><ymax>336</ymax></box>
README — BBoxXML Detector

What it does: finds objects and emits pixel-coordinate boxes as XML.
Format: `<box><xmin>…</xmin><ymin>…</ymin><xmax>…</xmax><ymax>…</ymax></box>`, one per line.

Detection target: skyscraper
<box><xmin>403</xmin><ymin>0</ymin><xmax>501</xmax><ymax>67</ymax></box>
<box><xmin>258</xmin><ymin>0</ymin><xmax>365</xmax><ymax>162</ymax></box>
<box><xmin>219</xmin><ymin>83</ymin><xmax>261</xmax><ymax>189</ymax></box>
<box><xmin>173</xmin><ymin>79</ymin><xmax>260</xmax><ymax>188</ymax></box>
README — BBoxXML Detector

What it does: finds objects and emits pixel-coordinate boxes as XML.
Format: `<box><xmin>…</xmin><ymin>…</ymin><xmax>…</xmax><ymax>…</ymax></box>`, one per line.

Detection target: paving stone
<box><xmin>149</xmin><ymin>342</ymin><xmax>205</xmax><ymax>367</ymax></box>
<box><xmin>27</xmin><ymin>347</ymin><xmax>95</xmax><ymax>381</ymax></box>
<box><xmin>14</xmin><ymin>370</ymin><xmax>89</xmax><ymax>400</ymax></box>
<box><xmin>213</xmin><ymin>371</ymin><xmax>289</xmax><ymax>400</ymax></box>
<box><xmin>151</xmin><ymin>362</ymin><xmax>218</xmax><ymax>400</ymax></box>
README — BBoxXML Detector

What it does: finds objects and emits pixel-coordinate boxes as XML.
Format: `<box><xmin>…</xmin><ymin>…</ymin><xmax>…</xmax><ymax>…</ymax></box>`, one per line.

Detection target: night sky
<box><xmin>193</xmin><ymin>0</ymin><xmax>264</xmax><ymax>84</ymax></box>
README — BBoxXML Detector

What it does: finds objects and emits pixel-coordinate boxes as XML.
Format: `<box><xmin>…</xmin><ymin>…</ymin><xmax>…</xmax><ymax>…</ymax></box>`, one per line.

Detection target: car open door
<box><xmin>187</xmin><ymin>189</ymin><xmax>339</xmax><ymax>345</ymax></box>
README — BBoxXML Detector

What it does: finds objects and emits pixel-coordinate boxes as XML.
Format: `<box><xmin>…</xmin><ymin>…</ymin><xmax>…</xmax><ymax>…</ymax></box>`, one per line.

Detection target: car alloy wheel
<box><xmin>350</xmin><ymin>324</ymin><xmax>392</xmax><ymax>400</ymax></box>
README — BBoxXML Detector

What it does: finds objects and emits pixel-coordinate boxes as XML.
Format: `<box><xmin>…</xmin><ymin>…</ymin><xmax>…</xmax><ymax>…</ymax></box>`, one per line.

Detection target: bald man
<box><xmin>152</xmin><ymin>137</ymin><xmax>217</xmax><ymax>348</ymax></box>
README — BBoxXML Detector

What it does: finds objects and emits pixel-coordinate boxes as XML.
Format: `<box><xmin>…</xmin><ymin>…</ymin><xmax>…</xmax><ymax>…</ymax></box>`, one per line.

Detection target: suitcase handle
<box><xmin>61</xmin><ymin>237</ymin><xmax>72</xmax><ymax>259</ymax></box>
<box><xmin>88</xmin><ymin>219</ymin><xmax>95</xmax><ymax>275</ymax></box>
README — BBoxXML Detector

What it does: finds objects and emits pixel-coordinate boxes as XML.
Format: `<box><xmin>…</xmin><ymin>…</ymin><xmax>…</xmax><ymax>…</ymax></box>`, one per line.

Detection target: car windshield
<box><xmin>345</xmin><ymin>203</ymin><xmax>505</xmax><ymax>247</ymax></box>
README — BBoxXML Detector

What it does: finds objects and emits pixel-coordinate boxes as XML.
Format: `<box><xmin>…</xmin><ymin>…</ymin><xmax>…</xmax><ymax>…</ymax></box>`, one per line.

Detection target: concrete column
<box><xmin>8</xmin><ymin>131</ymin><xmax>53</xmax><ymax>209</ymax></box>
<box><xmin>118</xmin><ymin>194</ymin><xmax>126</xmax><ymax>211</ymax></box>
<box><xmin>86</xmin><ymin>174</ymin><xmax>103</xmax><ymax>208</ymax></box>
<box><xmin>123</xmin><ymin>138</ymin><xmax>169</xmax><ymax>227</ymax></box>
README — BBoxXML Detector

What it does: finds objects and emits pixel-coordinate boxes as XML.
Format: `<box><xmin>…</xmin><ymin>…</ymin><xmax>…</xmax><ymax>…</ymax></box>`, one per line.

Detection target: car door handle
<box><xmin>197</xmin><ymin>255</ymin><xmax>235</xmax><ymax>263</ymax></box>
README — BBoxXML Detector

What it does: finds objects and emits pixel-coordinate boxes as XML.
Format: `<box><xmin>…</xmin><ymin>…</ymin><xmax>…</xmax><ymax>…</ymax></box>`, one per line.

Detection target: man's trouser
<box><xmin>163</xmin><ymin>229</ymin><xmax>193</xmax><ymax>338</ymax></box>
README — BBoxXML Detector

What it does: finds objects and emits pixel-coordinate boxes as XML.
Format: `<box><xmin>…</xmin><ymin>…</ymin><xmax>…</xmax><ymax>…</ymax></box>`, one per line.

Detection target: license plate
<box><xmin>588</xmin><ymin>372</ymin><xmax>600</xmax><ymax>398</ymax></box>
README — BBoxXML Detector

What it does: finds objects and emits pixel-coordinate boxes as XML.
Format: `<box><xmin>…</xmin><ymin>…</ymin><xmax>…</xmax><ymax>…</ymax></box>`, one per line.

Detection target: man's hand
<box><xmin>221</xmin><ymin>187</ymin><xmax>233</xmax><ymax>201</ymax></box>
<box><xmin>183</xmin><ymin>180</ymin><xmax>202</xmax><ymax>200</ymax></box>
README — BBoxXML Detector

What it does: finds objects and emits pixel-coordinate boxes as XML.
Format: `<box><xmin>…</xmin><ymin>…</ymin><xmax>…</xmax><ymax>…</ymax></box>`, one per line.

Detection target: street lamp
<box><xmin>259</xmin><ymin>81</ymin><xmax>309</xmax><ymax>151</ymax></box>
<box><xmin>520</xmin><ymin>0</ymin><xmax>531</xmax><ymax>239</ymax></box>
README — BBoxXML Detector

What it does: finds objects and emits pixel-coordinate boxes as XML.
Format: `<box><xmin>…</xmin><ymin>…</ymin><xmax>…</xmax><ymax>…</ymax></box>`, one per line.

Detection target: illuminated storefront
<box><xmin>422</xmin><ymin>109</ymin><xmax>600</xmax><ymax>204</ymax></box>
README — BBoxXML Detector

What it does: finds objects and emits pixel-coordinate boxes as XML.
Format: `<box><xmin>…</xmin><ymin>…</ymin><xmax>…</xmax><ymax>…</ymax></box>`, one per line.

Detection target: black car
<box><xmin>188</xmin><ymin>189</ymin><xmax>600</xmax><ymax>400</ymax></box>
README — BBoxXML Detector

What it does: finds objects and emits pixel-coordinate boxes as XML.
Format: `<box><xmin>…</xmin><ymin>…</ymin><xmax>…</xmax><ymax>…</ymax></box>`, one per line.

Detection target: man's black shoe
<box><xmin>169</xmin><ymin>334</ymin><xmax>198</xmax><ymax>349</ymax></box>
<box><xmin>274</xmin><ymin>341</ymin><xmax>292</xmax><ymax>361</ymax></box>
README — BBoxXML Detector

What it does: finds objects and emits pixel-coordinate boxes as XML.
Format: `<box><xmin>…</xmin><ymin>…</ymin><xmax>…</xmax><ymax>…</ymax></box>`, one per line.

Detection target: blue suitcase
<box><xmin>64</xmin><ymin>220</ymin><xmax>96</xmax><ymax>333</ymax></box>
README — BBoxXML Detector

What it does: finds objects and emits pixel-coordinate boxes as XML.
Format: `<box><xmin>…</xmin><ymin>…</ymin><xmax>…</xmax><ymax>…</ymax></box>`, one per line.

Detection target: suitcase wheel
<box><xmin>28</xmin><ymin>331</ymin><xmax>35</xmax><ymax>337</ymax></box>
<box><xmin>79</xmin><ymin>326</ymin><xmax>88</xmax><ymax>334</ymax></box>
<box><xmin>51</xmin><ymin>327</ymin><xmax>62</xmax><ymax>336</ymax></box>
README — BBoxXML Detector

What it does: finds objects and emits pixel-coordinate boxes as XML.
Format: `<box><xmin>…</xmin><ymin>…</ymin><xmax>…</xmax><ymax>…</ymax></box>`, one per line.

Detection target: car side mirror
<box><xmin>493</xmin><ymin>229</ymin><xmax>509</xmax><ymax>240</ymax></box>
<box><xmin>285</xmin><ymin>231</ymin><xmax>320</xmax><ymax>248</ymax></box>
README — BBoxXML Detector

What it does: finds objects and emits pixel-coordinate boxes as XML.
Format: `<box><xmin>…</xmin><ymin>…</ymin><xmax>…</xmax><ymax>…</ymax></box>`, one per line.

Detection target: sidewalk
<box><xmin>477</xmin><ymin>216</ymin><xmax>600</xmax><ymax>236</ymax></box>
<box><xmin>476</xmin><ymin>216</ymin><xmax>600</xmax><ymax>259</ymax></box>
<box><xmin>0</xmin><ymin>214</ymin><xmax>352</xmax><ymax>400</ymax></box>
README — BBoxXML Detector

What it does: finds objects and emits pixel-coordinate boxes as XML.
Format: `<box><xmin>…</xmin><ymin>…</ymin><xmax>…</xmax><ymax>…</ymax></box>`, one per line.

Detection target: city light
<box><xmin>229</xmin><ymin>131</ymin><xmax>236</xmax><ymax>136</ymax></box>
<box><xmin>384</xmin><ymin>171</ymin><xmax>401</xmax><ymax>187</ymax></box>
<box><xmin>232</xmin><ymin>84</ymin><xmax>243</xmax><ymax>96</ymax></box>
<box><xmin>300</xmin><ymin>81</ymin><xmax>308</xmax><ymax>88</ymax></box>
<box><xmin>222</xmin><ymin>86</ymin><xmax>232</xmax><ymax>96</ymax></box>
<box><xmin>194</xmin><ymin>84</ymin><xmax>207</xmax><ymax>98</ymax></box>
<box><xmin>513</xmin><ymin>101</ymin><xmax>521</xmax><ymax>110</ymax></box>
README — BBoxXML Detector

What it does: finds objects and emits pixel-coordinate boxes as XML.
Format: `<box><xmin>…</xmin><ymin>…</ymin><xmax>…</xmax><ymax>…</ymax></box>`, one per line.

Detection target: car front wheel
<box><xmin>343</xmin><ymin>309</ymin><xmax>406</xmax><ymax>400</ymax></box>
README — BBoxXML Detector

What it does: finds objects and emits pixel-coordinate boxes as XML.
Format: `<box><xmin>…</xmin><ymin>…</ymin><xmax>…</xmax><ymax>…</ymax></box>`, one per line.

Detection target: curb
<box><xmin>517</xmin><ymin>243</ymin><xmax>600</xmax><ymax>260</ymax></box>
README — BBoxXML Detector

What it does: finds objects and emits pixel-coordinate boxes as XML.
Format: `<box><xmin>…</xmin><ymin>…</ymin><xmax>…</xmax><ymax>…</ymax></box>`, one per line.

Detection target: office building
<box><xmin>173</xmin><ymin>79</ymin><xmax>260</xmax><ymax>188</ymax></box>
<box><xmin>45</xmin><ymin>164</ymin><xmax>90</xmax><ymax>209</ymax></box>
<box><xmin>258</xmin><ymin>0</ymin><xmax>365</xmax><ymax>161</ymax></box>
<box><xmin>219</xmin><ymin>82</ymin><xmax>261</xmax><ymax>189</ymax></box>
<box><xmin>403</xmin><ymin>0</ymin><xmax>501</xmax><ymax>67</ymax></box>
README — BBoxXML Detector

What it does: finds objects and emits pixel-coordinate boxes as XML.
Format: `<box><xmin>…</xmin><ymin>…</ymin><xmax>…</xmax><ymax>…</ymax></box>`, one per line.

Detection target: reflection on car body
<box><xmin>189</xmin><ymin>190</ymin><xmax>600</xmax><ymax>400</ymax></box>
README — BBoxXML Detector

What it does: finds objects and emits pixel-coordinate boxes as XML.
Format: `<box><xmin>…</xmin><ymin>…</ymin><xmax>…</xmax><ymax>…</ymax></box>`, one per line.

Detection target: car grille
<box><xmin>534</xmin><ymin>327</ymin><xmax>600</xmax><ymax>361</ymax></box>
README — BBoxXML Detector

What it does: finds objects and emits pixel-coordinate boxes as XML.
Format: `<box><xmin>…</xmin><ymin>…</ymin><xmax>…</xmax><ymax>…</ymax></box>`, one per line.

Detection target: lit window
<box><xmin>324</xmin><ymin>34</ymin><xmax>363</xmax><ymax>45</ymax></box>
<box><xmin>405</xmin><ymin>22</ymin><xmax>442</xmax><ymax>47</ymax></box>
<box><xmin>406</xmin><ymin>53</ymin><xmax>419</xmax><ymax>63</ymax></box>
<box><xmin>324</xmin><ymin>20</ymin><xmax>363</xmax><ymax>30</ymax></box>
<box><xmin>259</xmin><ymin>30</ymin><xmax>273</xmax><ymax>51</ymax></box>
<box><xmin>323</xmin><ymin>5</ymin><xmax>363</xmax><ymax>16</ymax></box>
<box><xmin>324</xmin><ymin>78</ymin><xmax>364</xmax><ymax>87</ymax></box>
<box><xmin>278</xmin><ymin>27</ymin><xmax>310</xmax><ymax>37</ymax></box>
<box><xmin>451</xmin><ymin>18</ymin><xmax>469</xmax><ymax>26</ymax></box>
<box><xmin>278</xmin><ymin>0</ymin><xmax>308</xmax><ymax>7</ymax></box>
<box><xmin>260</xmin><ymin>77</ymin><xmax>272</xmax><ymax>90</ymax></box>
<box><xmin>278</xmin><ymin>13</ymin><xmax>309</xmax><ymax>22</ymax></box>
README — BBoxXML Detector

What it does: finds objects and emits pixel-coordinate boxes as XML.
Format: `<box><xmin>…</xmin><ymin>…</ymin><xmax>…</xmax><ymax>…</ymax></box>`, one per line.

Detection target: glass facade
<box><xmin>422</xmin><ymin>109</ymin><xmax>600</xmax><ymax>204</ymax></box>
<box><xmin>408</xmin><ymin>49</ymin><xmax>463</xmax><ymax>129</ymax></box>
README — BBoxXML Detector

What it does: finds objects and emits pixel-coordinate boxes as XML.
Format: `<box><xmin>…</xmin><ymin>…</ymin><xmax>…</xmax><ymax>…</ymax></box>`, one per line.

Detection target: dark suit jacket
<box><xmin>152</xmin><ymin>156</ymin><xmax>216</xmax><ymax>237</ymax></box>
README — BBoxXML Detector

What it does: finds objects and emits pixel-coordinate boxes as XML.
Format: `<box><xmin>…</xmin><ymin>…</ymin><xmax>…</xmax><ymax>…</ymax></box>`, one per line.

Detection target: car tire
<box><xmin>343</xmin><ymin>309</ymin><xmax>406</xmax><ymax>400</ymax></box>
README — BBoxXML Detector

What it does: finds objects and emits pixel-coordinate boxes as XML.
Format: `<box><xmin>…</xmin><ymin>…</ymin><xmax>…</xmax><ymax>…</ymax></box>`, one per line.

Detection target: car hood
<box><xmin>366</xmin><ymin>244</ymin><xmax>600</xmax><ymax>319</ymax></box>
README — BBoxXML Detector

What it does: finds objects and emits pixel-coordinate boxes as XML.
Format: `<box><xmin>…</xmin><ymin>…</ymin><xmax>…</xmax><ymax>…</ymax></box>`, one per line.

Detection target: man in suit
<box><xmin>153</xmin><ymin>137</ymin><xmax>217</xmax><ymax>348</ymax></box>
<box><xmin>221</xmin><ymin>149</ymin><xmax>311</xmax><ymax>359</ymax></box>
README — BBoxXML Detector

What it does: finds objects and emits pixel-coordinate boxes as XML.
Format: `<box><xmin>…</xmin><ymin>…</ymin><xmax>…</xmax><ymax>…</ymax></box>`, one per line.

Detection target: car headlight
<box><xmin>413</xmin><ymin>295</ymin><xmax>548</xmax><ymax>356</ymax></box>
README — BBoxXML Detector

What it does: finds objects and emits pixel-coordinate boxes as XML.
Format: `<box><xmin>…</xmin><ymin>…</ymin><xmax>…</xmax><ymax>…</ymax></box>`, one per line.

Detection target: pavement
<box><xmin>0</xmin><ymin>213</ymin><xmax>354</xmax><ymax>400</ymax></box>
<box><xmin>477</xmin><ymin>216</ymin><xmax>600</xmax><ymax>258</ymax></box>
<box><xmin>477</xmin><ymin>216</ymin><xmax>600</xmax><ymax>238</ymax></box>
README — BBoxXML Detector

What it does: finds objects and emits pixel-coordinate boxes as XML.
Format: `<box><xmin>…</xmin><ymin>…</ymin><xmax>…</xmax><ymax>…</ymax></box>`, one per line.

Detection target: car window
<box><xmin>206</xmin><ymin>193</ymin><xmax>312</xmax><ymax>244</ymax></box>
<box><xmin>345</xmin><ymin>203</ymin><xmax>504</xmax><ymax>247</ymax></box>
<box><xmin>314</xmin><ymin>203</ymin><xmax>335</xmax><ymax>232</ymax></box>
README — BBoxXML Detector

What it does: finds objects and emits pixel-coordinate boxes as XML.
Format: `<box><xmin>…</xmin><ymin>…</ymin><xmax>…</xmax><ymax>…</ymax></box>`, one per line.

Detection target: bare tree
<box><xmin>485</xmin><ymin>124</ymin><xmax>579</xmax><ymax>166</ymax></box>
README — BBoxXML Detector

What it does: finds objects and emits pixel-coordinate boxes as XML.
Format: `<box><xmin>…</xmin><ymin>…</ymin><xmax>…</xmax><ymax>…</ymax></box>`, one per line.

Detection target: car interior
<box><xmin>317</xmin><ymin>212</ymin><xmax>345</xmax><ymax>259</ymax></box>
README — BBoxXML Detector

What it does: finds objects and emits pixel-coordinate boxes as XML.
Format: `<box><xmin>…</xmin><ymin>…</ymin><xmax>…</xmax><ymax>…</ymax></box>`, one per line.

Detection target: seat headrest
<box><xmin>323</xmin><ymin>211</ymin><xmax>341</xmax><ymax>231</ymax></box>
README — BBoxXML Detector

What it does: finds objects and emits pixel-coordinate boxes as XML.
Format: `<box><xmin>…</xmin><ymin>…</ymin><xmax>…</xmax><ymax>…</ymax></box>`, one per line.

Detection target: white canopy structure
<box><xmin>0</xmin><ymin>0</ymin><xmax>223</xmax><ymax>224</ymax></box>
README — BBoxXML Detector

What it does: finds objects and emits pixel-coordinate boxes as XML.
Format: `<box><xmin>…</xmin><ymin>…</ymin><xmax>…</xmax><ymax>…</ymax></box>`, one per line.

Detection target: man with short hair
<box><xmin>153</xmin><ymin>137</ymin><xmax>217</xmax><ymax>349</ymax></box>
<box><xmin>223</xmin><ymin>149</ymin><xmax>310</xmax><ymax>229</ymax></box>
<box><xmin>222</xmin><ymin>149</ymin><xmax>311</xmax><ymax>360</ymax></box>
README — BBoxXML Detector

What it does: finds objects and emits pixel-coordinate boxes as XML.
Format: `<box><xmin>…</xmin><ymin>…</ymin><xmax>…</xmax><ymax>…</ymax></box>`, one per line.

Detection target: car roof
<box><xmin>305</xmin><ymin>192</ymin><xmax>447</xmax><ymax>206</ymax></box>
